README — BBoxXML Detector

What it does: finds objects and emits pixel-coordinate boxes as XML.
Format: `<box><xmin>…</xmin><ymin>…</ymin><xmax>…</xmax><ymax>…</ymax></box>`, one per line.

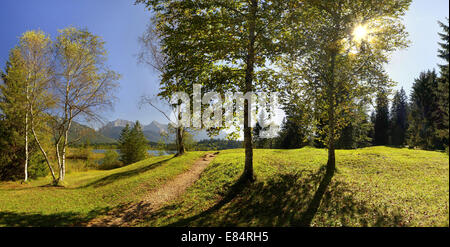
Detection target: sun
<box><xmin>353</xmin><ymin>25</ymin><xmax>368</xmax><ymax>42</ymax></box>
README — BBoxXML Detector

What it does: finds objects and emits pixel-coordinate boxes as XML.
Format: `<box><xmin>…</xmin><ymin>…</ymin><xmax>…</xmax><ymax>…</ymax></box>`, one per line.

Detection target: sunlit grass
<box><xmin>0</xmin><ymin>151</ymin><xmax>207</xmax><ymax>226</ymax></box>
<box><xmin>138</xmin><ymin>147</ymin><xmax>449</xmax><ymax>227</ymax></box>
<box><xmin>1</xmin><ymin>147</ymin><xmax>448</xmax><ymax>227</ymax></box>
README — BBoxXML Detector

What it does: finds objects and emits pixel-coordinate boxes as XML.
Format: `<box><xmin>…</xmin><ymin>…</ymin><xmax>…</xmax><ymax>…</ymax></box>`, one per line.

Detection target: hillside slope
<box><xmin>0</xmin><ymin>152</ymin><xmax>207</xmax><ymax>226</ymax></box>
<box><xmin>0</xmin><ymin>147</ymin><xmax>448</xmax><ymax>227</ymax></box>
<box><xmin>137</xmin><ymin>147</ymin><xmax>449</xmax><ymax>227</ymax></box>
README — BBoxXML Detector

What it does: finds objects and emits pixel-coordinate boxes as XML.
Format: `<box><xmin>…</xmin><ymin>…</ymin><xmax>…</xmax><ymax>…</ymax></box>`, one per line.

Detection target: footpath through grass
<box><xmin>136</xmin><ymin>147</ymin><xmax>449</xmax><ymax>227</ymax></box>
<box><xmin>0</xmin><ymin>152</ymin><xmax>207</xmax><ymax>226</ymax></box>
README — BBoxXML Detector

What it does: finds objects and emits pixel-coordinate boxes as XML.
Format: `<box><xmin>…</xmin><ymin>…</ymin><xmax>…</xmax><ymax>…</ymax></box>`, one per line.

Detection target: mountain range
<box><xmin>72</xmin><ymin>119</ymin><xmax>228</xmax><ymax>144</ymax></box>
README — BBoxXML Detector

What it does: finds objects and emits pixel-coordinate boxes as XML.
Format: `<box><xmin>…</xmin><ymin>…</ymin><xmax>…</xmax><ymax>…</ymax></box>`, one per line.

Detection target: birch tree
<box><xmin>1</xmin><ymin>31</ymin><xmax>55</xmax><ymax>182</ymax></box>
<box><xmin>49</xmin><ymin>27</ymin><xmax>120</xmax><ymax>183</ymax></box>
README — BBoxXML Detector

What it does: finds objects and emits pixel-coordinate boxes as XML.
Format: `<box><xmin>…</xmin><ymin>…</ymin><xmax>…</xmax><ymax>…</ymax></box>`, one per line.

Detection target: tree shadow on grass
<box><xmin>79</xmin><ymin>157</ymin><xmax>174</xmax><ymax>188</ymax></box>
<box><xmin>150</xmin><ymin>165</ymin><xmax>407</xmax><ymax>227</ymax></box>
<box><xmin>0</xmin><ymin>207</ymin><xmax>111</xmax><ymax>227</ymax></box>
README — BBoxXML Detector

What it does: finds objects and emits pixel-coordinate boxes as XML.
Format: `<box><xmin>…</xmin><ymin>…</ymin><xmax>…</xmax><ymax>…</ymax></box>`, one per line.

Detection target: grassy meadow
<box><xmin>138</xmin><ymin>147</ymin><xmax>449</xmax><ymax>227</ymax></box>
<box><xmin>0</xmin><ymin>147</ymin><xmax>448</xmax><ymax>227</ymax></box>
<box><xmin>0</xmin><ymin>152</ymin><xmax>207</xmax><ymax>226</ymax></box>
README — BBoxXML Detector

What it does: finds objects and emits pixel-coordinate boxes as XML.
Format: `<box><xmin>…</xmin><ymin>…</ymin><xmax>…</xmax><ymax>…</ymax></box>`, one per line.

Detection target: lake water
<box><xmin>93</xmin><ymin>149</ymin><xmax>176</xmax><ymax>156</ymax></box>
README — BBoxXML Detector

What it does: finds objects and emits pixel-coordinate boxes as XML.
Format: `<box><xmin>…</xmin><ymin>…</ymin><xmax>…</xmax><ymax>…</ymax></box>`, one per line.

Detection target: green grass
<box><xmin>1</xmin><ymin>147</ymin><xmax>448</xmax><ymax>227</ymax></box>
<box><xmin>135</xmin><ymin>147</ymin><xmax>449</xmax><ymax>227</ymax></box>
<box><xmin>0</xmin><ymin>151</ymin><xmax>207</xmax><ymax>226</ymax></box>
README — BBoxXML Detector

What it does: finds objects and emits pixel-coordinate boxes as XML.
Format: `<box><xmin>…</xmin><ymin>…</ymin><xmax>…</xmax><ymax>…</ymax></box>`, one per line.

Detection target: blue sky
<box><xmin>386</xmin><ymin>0</ymin><xmax>449</xmax><ymax>93</ymax></box>
<box><xmin>0</xmin><ymin>0</ymin><xmax>448</xmax><ymax>128</ymax></box>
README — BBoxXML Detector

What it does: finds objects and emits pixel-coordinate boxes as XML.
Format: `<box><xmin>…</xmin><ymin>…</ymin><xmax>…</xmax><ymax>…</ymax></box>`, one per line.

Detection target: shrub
<box><xmin>67</xmin><ymin>147</ymin><xmax>91</xmax><ymax>160</ymax></box>
<box><xmin>28</xmin><ymin>153</ymin><xmax>48</xmax><ymax>179</ymax></box>
<box><xmin>100</xmin><ymin>150</ymin><xmax>122</xmax><ymax>170</ymax></box>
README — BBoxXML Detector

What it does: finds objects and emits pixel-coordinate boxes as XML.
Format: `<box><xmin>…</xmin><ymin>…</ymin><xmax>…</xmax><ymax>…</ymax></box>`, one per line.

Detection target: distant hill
<box><xmin>68</xmin><ymin>121</ymin><xmax>116</xmax><ymax>145</ymax></box>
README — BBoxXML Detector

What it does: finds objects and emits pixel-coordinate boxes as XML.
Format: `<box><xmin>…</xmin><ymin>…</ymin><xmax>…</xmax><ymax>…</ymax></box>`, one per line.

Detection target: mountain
<box><xmin>98</xmin><ymin>119</ymin><xmax>135</xmax><ymax>140</ymax></box>
<box><xmin>68</xmin><ymin>121</ymin><xmax>116</xmax><ymax>144</ymax></box>
<box><xmin>143</xmin><ymin>120</ymin><xmax>171</xmax><ymax>142</ymax></box>
<box><xmin>144</xmin><ymin>120</ymin><xmax>168</xmax><ymax>134</ymax></box>
<box><xmin>98</xmin><ymin>119</ymin><xmax>228</xmax><ymax>142</ymax></box>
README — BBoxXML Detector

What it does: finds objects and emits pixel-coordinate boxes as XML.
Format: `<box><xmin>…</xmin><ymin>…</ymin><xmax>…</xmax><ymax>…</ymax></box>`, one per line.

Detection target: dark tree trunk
<box><xmin>175</xmin><ymin>126</ymin><xmax>185</xmax><ymax>156</ymax></box>
<box><xmin>327</xmin><ymin>142</ymin><xmax>336</xmax><ymax>175</ymax></box>
<box><xmin>242</xmin><ymin>0</ymin><xmax>258</xmax><ymax>182</ymax></box>
<box><xmin>327</xmin><ymin>51</ymin><xmax>337</xmax><ymax>175</ymax></box>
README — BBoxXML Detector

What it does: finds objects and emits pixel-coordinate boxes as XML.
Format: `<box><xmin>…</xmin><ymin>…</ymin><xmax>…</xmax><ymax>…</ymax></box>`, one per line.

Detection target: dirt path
<box><xmin>86</xmin><ymin>152</ymin><xmax>218</xmax><ymax>227</ymax></box>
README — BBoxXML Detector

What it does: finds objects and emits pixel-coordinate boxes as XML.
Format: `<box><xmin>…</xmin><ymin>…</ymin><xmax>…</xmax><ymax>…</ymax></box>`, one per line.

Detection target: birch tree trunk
<box><xmin>55</xmin><ymin>139</ymin><xmax>63</xmax><ymax>182</ymax></box>
<box><xmin>24</xmin><ymin>110</ymin><xmax>29</xmax><ymax>182</ymax></box>
<box><xmin>60</xmin><ymin>120</ymin><xmax>72</xmax><ymax>181</ymax></box>
<box><xmin>24</xmin><ymin>78</ymin><xmax>30</xmax><ymax>182</ymax></box>
<box><xmin>30</xmin><ymin>105</ymin><xmax>57</xmax><ymax>183</ymax></box>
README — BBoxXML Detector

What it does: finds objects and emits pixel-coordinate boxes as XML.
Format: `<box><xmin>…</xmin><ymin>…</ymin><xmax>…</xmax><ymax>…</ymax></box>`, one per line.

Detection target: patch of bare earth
<box><xmin>85</xmin><ymin>153</ymin><xmax>218</xmax><ymax>227</ymax></box>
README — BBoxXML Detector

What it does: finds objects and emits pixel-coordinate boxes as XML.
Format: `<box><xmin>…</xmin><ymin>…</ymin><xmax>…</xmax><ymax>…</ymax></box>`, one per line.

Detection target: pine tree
<box><xmin>436</xmin><ymin>18</ymin><xmax>449</xmax><ymax>151</ymax></box>
<box><xmin>277</xmin><ymin>104</ymin><xmax>310</xmax><ymax>149</ymax></box>
<box><xmin>118</xmin><ymin>122</ymin><xmax>149</xmax><ymax>165</ymax></box>
<box><xmin>408</xmin><ymin>70</ymin><xmax>441</xmax><ymax>149</ymax></box>
<box><xmin>0</xmin><ymin>61</ymin><xmax>27</xmax><ymax>180</ymax></box>
<box><xmin>390</xmin><ymin>88</ymin><xmax>409</xmax><ymax>146</ymax></box>
<box><xmin>118</xmin><ymin>124</ymin><xmax>131</xmax><ymax>164</ymax></box>
<box><xmin>374</xmin><ymin>91</ymin><xmax>390</xmax><ymax>146</ymax></box>
<box><xmin>128</xmin><ymin>121</ymin><xmax>149</xmax><ymax>163</ymax></box>
<box><xmin>252</xmin><ymin>121</ymin><xmax>263</xmax><ymax>148</ymax></box>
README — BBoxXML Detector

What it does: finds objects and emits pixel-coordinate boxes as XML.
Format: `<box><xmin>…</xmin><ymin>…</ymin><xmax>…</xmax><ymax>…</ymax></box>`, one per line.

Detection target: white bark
<box><xmin>24</xmin><ymin>111</ymin><xmax>29</xmax><ymax>182</ymax></box>
<box><xmin>24</xmin><ymin>78</ymin><xmax>30</xmax><ymax>182</ymax></box>
<box><xmin>30</xmin><ymin>105</ymin><xmax>57</xmax><ymax>182</ymax></box>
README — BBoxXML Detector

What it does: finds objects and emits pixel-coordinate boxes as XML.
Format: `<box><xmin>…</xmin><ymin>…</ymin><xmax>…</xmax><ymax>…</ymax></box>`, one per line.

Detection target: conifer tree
<box><xmin>436</xmin><ymin>19</ymin><xmax>449</xmax><ymax>151</ymax></box>
<box><xmin>374</xmin><ymin>91</ymin><xmax>390</xmax><ymax>146</ymax></box>
<box><xmin>390</xmin><ymin>88</ymin><xmax>409</xmax><ymax>146</ymax></box>
<box><xmin>408</xmin><ymin>70</ymin><xmax>441</xmax><ymax>149</ymax></box>
<box><xmin>118</xmin><ymin>122</ymin><xmax>149</xmax><ymax>165</ymax></box>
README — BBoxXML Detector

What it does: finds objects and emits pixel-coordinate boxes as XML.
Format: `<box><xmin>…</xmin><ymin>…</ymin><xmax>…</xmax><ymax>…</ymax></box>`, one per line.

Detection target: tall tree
<box><xmin>282</xmin><ymin>0</ymin><xmax>410</xmax><ymax>175</ymax></box>
<box><xmin>436</xmin><ymin>18</ymin><xmax>449</xmax><ymax>151</ymax></box>
<box><xmin>118</xmin><ymin>123</ymin><xmax>131</xmax><ymax>164</ymax></box>
<box><xmin>0</xmin><ymin>31</ymin><xmax>55</xmax><ymax>182</ymax></box>
<box><xmin>408</xmin><ymin>70</ymin><xmax>442</xmax><ymax>150</ymax></box>
<box><xmin>138</xmin><ymin>23</ymin><xmax>189</xmax><ymax>157</ymax></box>
<box><xmin>42</xmin><ymin>27</ymin><xmax>120</xmax><ymax>184</ymax></box>
<box><xmin>137</xmin><ymin>0</ymin><xmax>299</xmax><ymax>181</ymax></box>
<box><xmin>374</xmin><ymin>90</ymin><xmax>390</xmax><ymax>146</ymax></box>
<box><xmin>1</xmin><ymin>51</ymin><xmax>29</xmax><ymax>181</ymax></box>
<box><xmin>1</xmin><ymin>67</ymin><xmax>28</xmax><ymax>180</ymax></box>
<box><xmin>390</xmin><ymin>88</ymin><xmax>408</xmax><ymax>146</ymax></box>
<box><xmin>276</xmin><ymin>103</ymin><xmax>310</xmax><ymax>149</ymax></box>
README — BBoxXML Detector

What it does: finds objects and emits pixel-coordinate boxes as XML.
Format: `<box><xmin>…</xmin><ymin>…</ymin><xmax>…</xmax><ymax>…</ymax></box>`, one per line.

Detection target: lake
<box><xmin>93</xmin><ymin>149</ymin><xmax>176</xmax><ymax>156</ymax></box>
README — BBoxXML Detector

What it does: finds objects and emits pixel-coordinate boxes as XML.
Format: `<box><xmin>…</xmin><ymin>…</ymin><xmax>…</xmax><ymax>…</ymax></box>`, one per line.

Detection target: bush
<box><xmin>100</xmin><ymin>150</ymin><xmax>122</xmax><ymax>170</ymax></box>
<box><xmin>66</xmin><ymin>147</ymin><xmax>91</xmax><ymax>160</ymax></box>
<box><xmin>28</xmin><ymin>153</ymin><xmax>48</xmax><ymax>179</ymax></box>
